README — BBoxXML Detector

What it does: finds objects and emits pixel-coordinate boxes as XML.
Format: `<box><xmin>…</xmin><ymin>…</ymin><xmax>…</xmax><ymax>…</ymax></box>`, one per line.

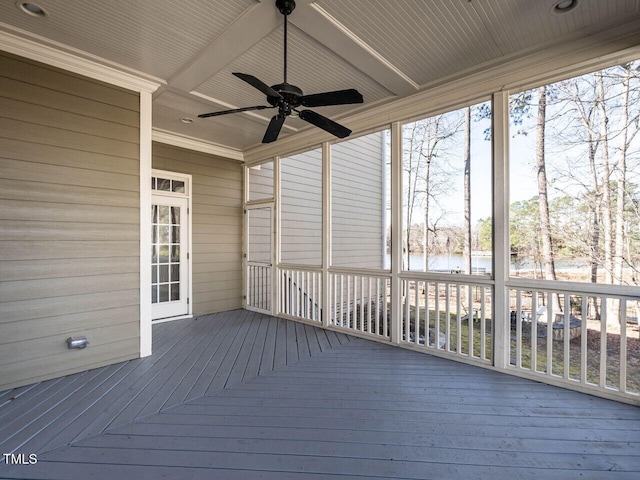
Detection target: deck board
<box><xmin>0</xmin><ymin>310</ymin><xmax>354</xmax><ymax>458</ymax></box>
<box><xmin>2</xmin><ymin>309</ymin><xmax>639</xmax><ymax>479</ymax></box>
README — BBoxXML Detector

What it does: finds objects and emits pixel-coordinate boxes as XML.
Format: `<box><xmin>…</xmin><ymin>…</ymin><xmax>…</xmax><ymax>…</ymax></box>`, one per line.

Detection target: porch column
<box><xmin>492</xmin><ymin>91</ymin><xmax>510</xmax><ymax>369</ymax></box>
<box><xmin>140</xmin><ymin>89</ymin><xmax>153</xmax><ymax>357</ymax></box>
<box><xmin>390</xmin><ymin>121</ymin><xmax>403</xmax><ymax>344</ymax></box>
<box><xmin>322</xmin><ymin>142</ymin><xmax>331</xmax><ymax>328</ymax></box>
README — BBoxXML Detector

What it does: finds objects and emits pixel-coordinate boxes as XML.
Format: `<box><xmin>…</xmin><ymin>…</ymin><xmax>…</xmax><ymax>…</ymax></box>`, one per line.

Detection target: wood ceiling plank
<box><xmin>290</xmin><ymin>1</ymin><xmax>418</xmax><ymax>96</ymax></box>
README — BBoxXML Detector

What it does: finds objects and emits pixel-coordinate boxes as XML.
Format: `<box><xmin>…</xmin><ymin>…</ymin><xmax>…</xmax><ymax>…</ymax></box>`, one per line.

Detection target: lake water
<box><xmin>385</xmin><ymin>254</ymin><xmax>588</xmax><ymax>274</ymax></box>
<box><xmin>403</xmin><ymin>254</ymin><xmax>492</xmax><ymax>273</ymax></box>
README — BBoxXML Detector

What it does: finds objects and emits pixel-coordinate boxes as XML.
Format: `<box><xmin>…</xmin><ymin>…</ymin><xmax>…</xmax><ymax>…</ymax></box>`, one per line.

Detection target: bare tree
<box><xmin>403</xmin><ymin>122</ymin><xmax>426</xmax><ymax>267</ymax></box>
<box><xmin>596</xmin><ymin>71</ymin><xmax>615</xmax><ymax>284</ymax></box>
<box><xmin>536</xmin><ymin>85</ymin><xmax>558</xmax><ymax>284</ymax></box>
<box><xmin>403</xmin><ymin>114</ymin><xmax>462</xmax><ymax>271</ymax></box>
<box><xmin>463</xmin><ymin>106</ymin><xmax>472</xmax><ymax>274</ymax></box>
<box><xmin>613</xmin><ymin>63</ymin><xmax>640</xmax><ymax>286</ymax></box>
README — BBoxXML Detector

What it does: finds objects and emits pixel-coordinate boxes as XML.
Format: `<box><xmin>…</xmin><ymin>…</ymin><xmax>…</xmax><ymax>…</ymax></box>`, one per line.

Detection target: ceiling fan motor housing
<box><xmin>276</xmin><ymin>0</ymin><xmax>296</xmax><ymax>16</ymax></box>
<box><xmin>268</xmin><ymin>82</ymin><xmax>303</xmax><ymax>115</ymax></box>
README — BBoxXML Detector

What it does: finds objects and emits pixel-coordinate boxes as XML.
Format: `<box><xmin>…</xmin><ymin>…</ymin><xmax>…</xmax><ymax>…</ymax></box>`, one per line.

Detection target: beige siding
<box><xmin>0</xmin><ymin>52</ymin><xmax>141</xmax><ymax>391</ymax></box>
<box><xmin>248</xmin><ymin>161</ymin><xmax>274</xmax><ymax>201</ymax></box>
<box><xmin>152</xmin><ymin>143</ymin><xmax>243</xmax><ymax>315</ymax></box>
<box><xmin>332</xmin><ymin>132</ymin><xmax>387</xmax><ymax>269</ymax></box>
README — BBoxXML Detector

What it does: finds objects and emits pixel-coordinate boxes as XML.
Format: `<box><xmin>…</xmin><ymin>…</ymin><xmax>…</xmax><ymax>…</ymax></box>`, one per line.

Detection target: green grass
<box><xmin>403</xmin><ymin>305</ymin><xmax>493</xmax><ymax>361</ymax></box>
<box><xmin>403</xmin><ymin>305</ymin><xmax>639</xmax><ymax>394</ymax></box>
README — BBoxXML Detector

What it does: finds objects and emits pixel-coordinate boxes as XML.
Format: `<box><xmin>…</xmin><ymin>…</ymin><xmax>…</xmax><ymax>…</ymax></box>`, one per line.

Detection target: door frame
<box><xmin>244</xmin><ymin>202</ymin><xmax>275</xmax><ymax>315</ymax></box>
<box><xmin>151</xmin><ymin>169</ymin><xmax>193</xmax><ymax>323</ymax></box>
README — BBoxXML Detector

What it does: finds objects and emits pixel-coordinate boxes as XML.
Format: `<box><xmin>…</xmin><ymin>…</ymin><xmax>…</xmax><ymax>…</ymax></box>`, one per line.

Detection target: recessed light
<box><xmin>180</xmin><ymin>117</ymin><xmax>194</xmax><ymax>124</ymax></box>
<box><xmin>16</xmin><ymin>2</ymin><xmax>47</xmax><ymax>17</ymax></box>
<box><xmin>552</xmin><ymin>0</ymin><xmax>578</xmax><ymax>14</ymax></box>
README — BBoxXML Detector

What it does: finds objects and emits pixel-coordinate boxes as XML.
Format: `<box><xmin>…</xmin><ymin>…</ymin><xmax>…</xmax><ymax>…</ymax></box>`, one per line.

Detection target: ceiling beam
<box><xmin>168</xmin><ymin>1</ymin><xmax>282</xmax><ymax>92</ymax></box>
<box><xmin>290</xmin><ymin>1</ymin><xmax>419</xmax><ymax>96</ymax></box>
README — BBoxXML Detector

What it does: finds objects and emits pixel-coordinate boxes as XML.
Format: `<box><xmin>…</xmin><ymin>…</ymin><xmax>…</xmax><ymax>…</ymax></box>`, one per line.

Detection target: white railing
<box><xmin>271</xmin><ymin>262</ymin><xmax>639</xmax><ymax>404</ymax></box>
<box><xmin>508</xmin><ymin>282</ymin><xmax>639</xmax><ymax>401</ymax></box>
<box><xmin>328</xmin><ymin>271</ymin><xmax>391</xmax><ymax>340</ymax></box>
<box><xmin>279</xmin><ymin>267</ymin><xmax>322</xmax><ymax>323</ymax></box>
<box><xmin>400</xmin><ymin>276</ymin><xmax>493</xmax><ymax>364</ymax></box>
<box><xmin>246</xmin><ymin>262</ymin><xmax>271</xmax><ymax>313</ymax></box>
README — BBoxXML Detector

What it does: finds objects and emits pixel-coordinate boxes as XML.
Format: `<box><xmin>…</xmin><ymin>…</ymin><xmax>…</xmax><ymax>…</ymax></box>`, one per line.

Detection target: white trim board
<box><xmin>152</xmin><ymin>129</ymin><xmax>244</xmax><ymax>162</ymax></box>
<box><xmin>0</xmin><ymin>26</ymin><xmax>162</xmax><ymax>93</ymax></box>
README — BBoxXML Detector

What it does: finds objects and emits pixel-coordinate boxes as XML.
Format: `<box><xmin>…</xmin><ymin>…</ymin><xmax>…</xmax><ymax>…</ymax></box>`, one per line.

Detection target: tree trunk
<box><xmin>614</xmin><ymin>64</ymin><xmax>631</xmax><ymax>287</ymax></box>
<box><xmin>423</xmin><ymin>159</ymin><xmax>432</xmax><ymax>271</ymax></box>
<box><xmin>596</xmin><ymin>71</ymin><xmax>614</xmax><ymax>284</ymax></box>
<box><xmin>589</xmin><ymin>201</ymin><xmax>602</xmax><ymax>319</ymax></box>
<box><xmin>536</xmin><ymin>86</ymin><xmax>557</xmax><ymax>283</ymax></box>
<box><xmin>463</xmin><ymin>106</ymin><xmax>472</xmax><ymax>274</ymax></box>
<box><xmin>536</xmin><ymin>86</ymin><xmax>561</xmax><ymax>312</ymax></box>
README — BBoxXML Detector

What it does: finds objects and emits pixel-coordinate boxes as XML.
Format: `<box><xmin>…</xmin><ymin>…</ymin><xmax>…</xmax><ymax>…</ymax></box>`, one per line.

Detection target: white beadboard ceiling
<box><xmin>1</xmin><ymin>0</ymin><xmax>639</xmax><ymax>155</ymax></box>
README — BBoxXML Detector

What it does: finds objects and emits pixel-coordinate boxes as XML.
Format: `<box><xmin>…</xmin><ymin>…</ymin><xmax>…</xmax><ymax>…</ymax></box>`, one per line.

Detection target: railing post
<box><xmin>492</xmin><ymin>91</ymin><xmax>510</xmax><ymax>369</ymax></box>
<box><xmin>390</xmin><ymin>122</ymin><xmax>403</xmax><ymax>345</ymax></box>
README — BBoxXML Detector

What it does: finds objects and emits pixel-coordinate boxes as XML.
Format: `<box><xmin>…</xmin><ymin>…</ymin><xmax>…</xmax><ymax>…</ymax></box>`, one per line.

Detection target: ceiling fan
<box><xmin>198</xmin><ymin>0</ymin><xmax>364</xmax><ymax>143</ymax></box>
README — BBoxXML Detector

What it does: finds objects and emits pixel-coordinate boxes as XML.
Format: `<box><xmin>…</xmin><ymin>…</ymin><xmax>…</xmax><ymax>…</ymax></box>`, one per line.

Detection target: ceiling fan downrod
<box><xmin>276</xmin><ymin>0</ymin><xmax>296</xmax><ymax>84</ymax></box>
<box><xmin>198</xmin><ymin>0</ymin><xmax>363</xmax><ymax>143</ymax></box>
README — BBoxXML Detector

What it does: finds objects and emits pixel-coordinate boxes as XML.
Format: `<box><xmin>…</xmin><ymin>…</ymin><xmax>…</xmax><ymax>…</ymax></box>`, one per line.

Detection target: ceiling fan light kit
<box><xmin>198</xmin><ymin>0</ymin><xmax>363</xmax><ymax>143</ymax></box>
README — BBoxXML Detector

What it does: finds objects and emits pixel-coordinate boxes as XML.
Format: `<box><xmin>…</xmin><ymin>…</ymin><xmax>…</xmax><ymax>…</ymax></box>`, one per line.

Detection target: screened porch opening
<box><xmin>244</xmin><ymin>58</ymin><xmax>640</xmax><ymax>406</ymax></box>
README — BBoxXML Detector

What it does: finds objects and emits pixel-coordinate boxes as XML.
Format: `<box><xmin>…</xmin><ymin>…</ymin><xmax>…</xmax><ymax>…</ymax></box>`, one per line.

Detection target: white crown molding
<box><xmin>152</xmin><ymin>128</ymin><xmax>244</xmax><ymax>162</ymax></box>
<box><xmin>0</xmin><ymin>25</ymin><xmax>162</xmax><ymax>93</ymax></box>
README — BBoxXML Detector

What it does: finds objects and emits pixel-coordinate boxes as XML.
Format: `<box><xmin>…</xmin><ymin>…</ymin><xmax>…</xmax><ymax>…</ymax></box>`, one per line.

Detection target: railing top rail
<box><xmin>399</xmin><ymin>271</ymin><xmax>495</xmax><ymax>286</ymax></box>
<box><xmin>328</xmin><ymin>266</ymin><xmax>392</xmax><ymax>277</ymax></box>
<box><xmin>507</xmin><ymin>277</ymin><xmax>640</xmax><ymax>298</ymax></box>
<box><xmin>278</xmin><ymin>263</ymin><xmax>323</xmax><ymax>273</ymax></box>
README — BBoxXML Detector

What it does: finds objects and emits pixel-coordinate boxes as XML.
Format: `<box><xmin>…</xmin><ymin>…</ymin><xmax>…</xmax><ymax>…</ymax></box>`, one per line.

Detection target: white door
<box><xmin>151</xmin><ymin>196</ymin><xmax>189</xmax><ymax>320</ymax></box>
<box><xmin>245</xmin><ymin>205</ymin><xmax>273</xmax><ymax>314</ymax></box>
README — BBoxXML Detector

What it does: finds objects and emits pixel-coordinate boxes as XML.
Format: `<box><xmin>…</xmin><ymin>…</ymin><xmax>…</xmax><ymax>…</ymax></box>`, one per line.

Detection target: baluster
<box><xmin>620</xmin><ymin>298</ymin><xmax>628</xmax><ymax>393</ymax></box>
<box><xmin>600</xmin><ymin>296</ymin><xmax>608</xmax><ymax>388</ymax></box>
<box><xmin>435</xmin><ymin>282</ymin><xmax>441</xmax><ymax>350</ymax></box>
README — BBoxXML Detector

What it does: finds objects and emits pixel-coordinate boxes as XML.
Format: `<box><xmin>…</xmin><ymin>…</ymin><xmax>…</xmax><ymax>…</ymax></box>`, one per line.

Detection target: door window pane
<box><xmin>156</xmin><ymin>178</ymin><xmax>171</xmax><ymax>191</ymax></box>
<box><xmin>159</xmin><ymin>284</ymin><xmax>169</xmax><ymax>302</ymax></box>
<box><xmin>172</xmin><ymin>180</ymin><xmax>185</xmax><ymax>193</ymax></box>
<box><xmin>171</xmin><ymin>284</ymin><xmax>180</xmax><ymax>301</ymax></box>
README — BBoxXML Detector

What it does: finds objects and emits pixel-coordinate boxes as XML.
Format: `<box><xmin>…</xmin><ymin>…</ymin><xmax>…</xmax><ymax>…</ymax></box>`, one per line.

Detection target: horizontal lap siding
<box><xmin>281</xmin><ymin>150</ymin><xmax>323</xmax><ymax>266</ymax></box>
<box><xmin>331</xmin><ymin>132</ymin><xmax>386</xmax><ymax>269</ymax></box>
<box><xmin>0</xmin><ymin>52</ymin><xmax>141</xmax><ymax>391</ymax></box>
<box><xmin>152</xmin><ymin>143</ymin><xmax>242</xmax><ymax>316</ymax></box>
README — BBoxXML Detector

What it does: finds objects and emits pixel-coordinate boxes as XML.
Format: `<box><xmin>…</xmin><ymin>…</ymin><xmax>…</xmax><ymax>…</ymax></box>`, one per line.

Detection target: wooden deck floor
<box><xmin>1</xmin><ymin>309</ymin><xmax>639</xmax><ymax>479</ymax></box>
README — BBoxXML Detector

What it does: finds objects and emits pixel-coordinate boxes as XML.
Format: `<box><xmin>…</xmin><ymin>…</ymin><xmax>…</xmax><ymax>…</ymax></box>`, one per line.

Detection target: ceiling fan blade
<box><xmin>301</xmin><ymin>89</ymin><xmax>363</xmax><ymax>108</ymax></box>
<box><xmin>299</xmin><ymin>109</ymin><xmax>352</xmax><ymax>138</ymax></box>
<box><xmin>233</xmin><ymin>72</ymin><xmax>283</xmax><ymax>100</ymax></box>
<box><xmin>198</xmin><ymin>105</ymin><xmax>274</xmax><ymax>118</ymax></box>
<box><xmin>262</xmin><ymin>115</ymin><xmax>286</xmax><ymax>143</ymax></box>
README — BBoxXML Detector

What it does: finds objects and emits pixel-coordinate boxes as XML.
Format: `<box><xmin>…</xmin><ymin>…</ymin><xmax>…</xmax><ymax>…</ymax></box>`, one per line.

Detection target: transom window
<box><xmin>152</xmin><ymin>176</ymin><xmax>186</xmax><ymax>195</ymax></box>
